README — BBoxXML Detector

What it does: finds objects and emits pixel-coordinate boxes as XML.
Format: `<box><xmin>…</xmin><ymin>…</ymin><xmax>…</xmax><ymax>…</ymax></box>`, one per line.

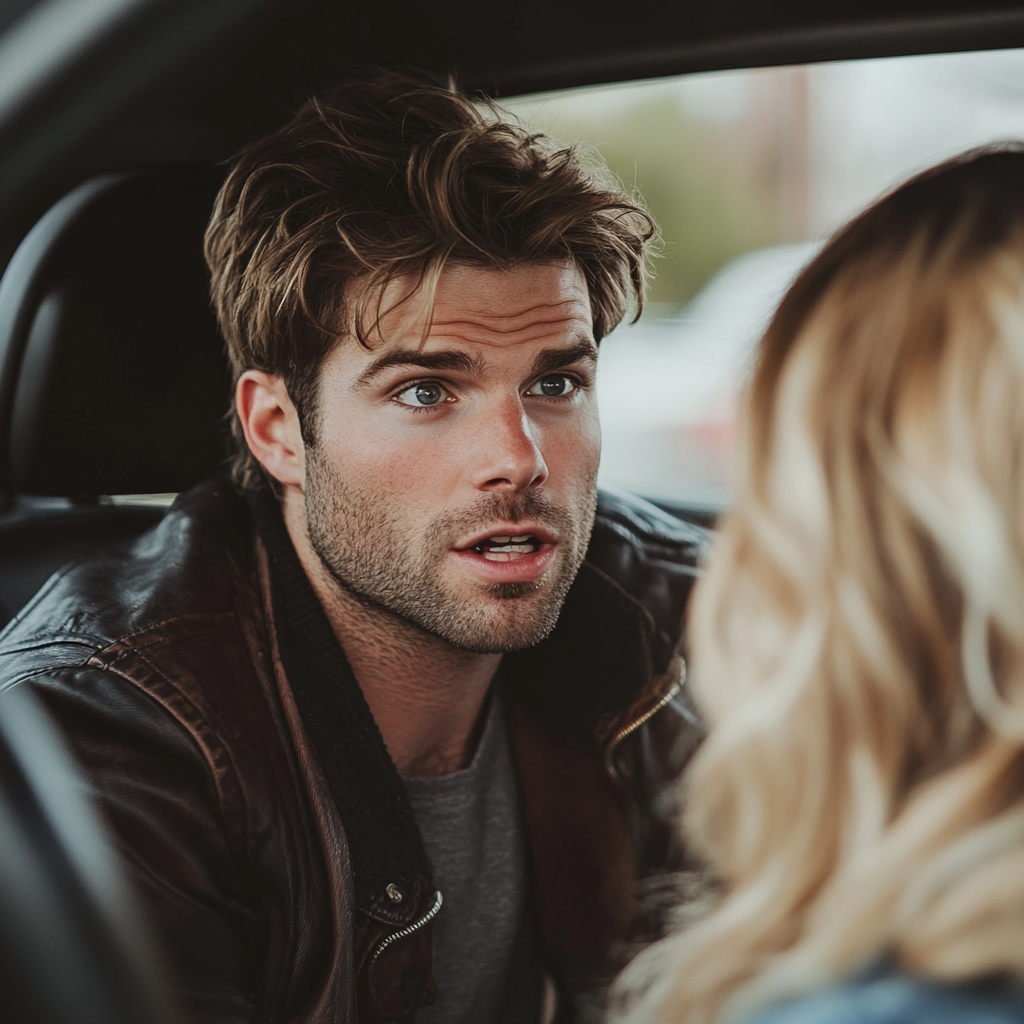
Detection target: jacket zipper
<box><xmin>602</xmin><ymin>661</ymin><xmax>686</xmax><ymax>783</ymax></box>
<box><xmin>370</xmin><ymin>889</ymin><xmax>444</xmax><ymax>964</ymax></box>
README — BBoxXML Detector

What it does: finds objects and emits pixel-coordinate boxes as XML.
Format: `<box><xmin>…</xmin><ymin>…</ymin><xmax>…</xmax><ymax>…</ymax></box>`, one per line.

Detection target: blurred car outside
<box><xmin>596</xmin><ymin>240</ymin><xmax>821</xmax><ymax>511</ymax></box>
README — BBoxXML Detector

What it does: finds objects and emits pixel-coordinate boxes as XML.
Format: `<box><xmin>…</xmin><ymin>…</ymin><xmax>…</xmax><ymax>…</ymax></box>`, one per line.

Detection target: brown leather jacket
<box><xmin>0</xmin><ymin>479</ymin><xmax>707</xmax><ymax>1024</ymax></box>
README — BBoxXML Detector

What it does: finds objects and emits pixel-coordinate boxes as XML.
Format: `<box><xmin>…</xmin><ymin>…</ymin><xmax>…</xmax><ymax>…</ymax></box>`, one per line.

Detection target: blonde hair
<box><xmin>614</xmin><ymin>145</ymin><xmax>1024</xmax><ymax>1024</ymax></box>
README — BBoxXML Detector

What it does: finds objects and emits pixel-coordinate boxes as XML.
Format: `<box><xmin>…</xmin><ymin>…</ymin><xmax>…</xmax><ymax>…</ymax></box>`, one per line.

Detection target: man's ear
<box><xmin>236</xmin><ymin>371</ymin><xmax>305</xmax><ymax>489</ymax></box>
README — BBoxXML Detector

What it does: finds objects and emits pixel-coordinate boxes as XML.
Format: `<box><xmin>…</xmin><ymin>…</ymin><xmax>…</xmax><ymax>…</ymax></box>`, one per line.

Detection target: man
<box><xmin>0</xmin><ymin>74</ymin><xmax>706</xmax><ymax>1023</ymax></box>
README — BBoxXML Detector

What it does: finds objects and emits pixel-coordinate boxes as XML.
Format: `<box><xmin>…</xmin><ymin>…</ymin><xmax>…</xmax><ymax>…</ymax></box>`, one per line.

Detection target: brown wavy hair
<box><xmin>614</xmin><ymin>144</ymin><xmax>1024</xmax><ymax>1023</ymax></box>
<box><xmin>204</xmin><ymin>71</ymin><xmax>656</xmax><ymax>486</ymax></box>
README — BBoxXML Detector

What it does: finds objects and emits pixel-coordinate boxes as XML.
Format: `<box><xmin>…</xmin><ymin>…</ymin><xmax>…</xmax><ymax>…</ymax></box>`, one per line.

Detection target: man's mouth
<box><xmin>451</xmin><ymin>523</ymin><xmax>558</xmax><ymax>583</ymax></box>
<box><xmin>470</xmin><ymin>534</ymin><xmax>543</xmax><ymax>562</ymax></box>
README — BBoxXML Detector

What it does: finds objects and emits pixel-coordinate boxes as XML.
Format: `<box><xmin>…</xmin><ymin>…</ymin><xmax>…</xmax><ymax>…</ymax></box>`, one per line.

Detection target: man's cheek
<box><xmin>345</xmin><ymin>436</ymin><xmax>455</xmax><ymax>494</ymax></box>
<box><xmin>548</xmin><ymin>428</ymin><xmax>601</xmax><ymax>491</ymax></box>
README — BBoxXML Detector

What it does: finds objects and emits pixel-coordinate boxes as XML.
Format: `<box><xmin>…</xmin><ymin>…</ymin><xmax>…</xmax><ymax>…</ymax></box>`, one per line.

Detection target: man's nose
<box><xmin>469</xmin><ymin>398</ymin><xmax>548</xmax><ymax>492</ymax></box>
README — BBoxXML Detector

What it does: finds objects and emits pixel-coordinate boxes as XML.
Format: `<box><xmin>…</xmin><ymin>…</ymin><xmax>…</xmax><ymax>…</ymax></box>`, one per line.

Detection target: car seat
<box><xmin>0</xmin><ymin>166</ymin><xmax>231</xmax><ymax>627</ymax></box>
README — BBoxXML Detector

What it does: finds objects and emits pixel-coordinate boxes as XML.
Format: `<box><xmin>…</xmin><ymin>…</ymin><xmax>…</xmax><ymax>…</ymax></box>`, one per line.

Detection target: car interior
<box><xmin>0</xmin><ymin>682</ymin><xmax>177</xmax><ymax>1024</ymax></box>
<box><xmin>0</xmin><ymin>0</ymin><xmax>1022</xmax><ymax>1018</ymax></box>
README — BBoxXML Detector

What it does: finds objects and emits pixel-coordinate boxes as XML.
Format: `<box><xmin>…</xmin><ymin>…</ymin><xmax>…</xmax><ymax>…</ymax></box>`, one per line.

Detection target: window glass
<box><xmin>504</xmin><ymin>48</ymin><xmax>1024</xmax><ymax>511</ymax></box>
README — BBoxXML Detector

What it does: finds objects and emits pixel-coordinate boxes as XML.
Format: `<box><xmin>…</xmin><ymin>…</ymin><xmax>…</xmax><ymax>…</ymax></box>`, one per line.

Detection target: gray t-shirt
<box><xmin>402</xmin><ymin>693</ymin><xmax>543</xmax><ymax>1024</ymax></box>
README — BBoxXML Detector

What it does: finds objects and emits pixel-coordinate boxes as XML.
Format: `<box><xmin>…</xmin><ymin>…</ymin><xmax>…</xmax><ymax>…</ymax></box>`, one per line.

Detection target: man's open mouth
<box><xmin>470</xmin><ymin>534</ymin><xmax>543</xmax><ymax>562</ymax></box>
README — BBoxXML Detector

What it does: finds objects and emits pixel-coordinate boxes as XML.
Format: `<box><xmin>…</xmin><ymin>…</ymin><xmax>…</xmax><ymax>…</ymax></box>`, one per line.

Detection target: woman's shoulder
<box><xmin>743</xmin><ymin>974</ymin><xmax>1024</xmax><ymax>1024</ymax></box>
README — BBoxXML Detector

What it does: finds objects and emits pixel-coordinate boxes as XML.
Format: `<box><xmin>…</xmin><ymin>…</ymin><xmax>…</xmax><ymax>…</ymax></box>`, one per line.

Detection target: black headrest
<box><xmin>0</xmin><ymin>166</ymin><xmax>231</xmax><ymax>498</ymax></box>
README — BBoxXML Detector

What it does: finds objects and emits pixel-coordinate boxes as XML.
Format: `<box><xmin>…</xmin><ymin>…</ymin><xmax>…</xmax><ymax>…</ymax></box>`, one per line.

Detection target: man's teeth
<box><xmin>471</xmin><ymin>534</ymin><xmax>540</xmax><ymax>560</ymax></box>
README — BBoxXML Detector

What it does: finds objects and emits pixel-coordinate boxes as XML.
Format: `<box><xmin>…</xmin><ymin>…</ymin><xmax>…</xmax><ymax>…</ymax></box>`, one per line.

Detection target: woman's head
<box><xmin>617</xmin><ymin>146</ymin><xmax>1024</xmax><ymax>1024</ymax></box>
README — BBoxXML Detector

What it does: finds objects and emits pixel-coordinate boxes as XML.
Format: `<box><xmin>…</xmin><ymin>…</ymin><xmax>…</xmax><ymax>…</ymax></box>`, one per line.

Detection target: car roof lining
<box><xmin>1</xmin><ymin>0</ymin><xmax>1023</xmax><ymax>264</ymax></box>
<box><xmin>503</xmin><ymin>9</ymin><xmax>1024</xmax><ymax>95</ymax></box>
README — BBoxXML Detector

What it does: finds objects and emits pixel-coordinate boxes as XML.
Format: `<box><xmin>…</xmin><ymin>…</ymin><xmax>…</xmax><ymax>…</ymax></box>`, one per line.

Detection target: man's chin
<box><xmin>436</xmin><ymin>624</ymin><xmax>558</xmax><ymax>655</ymax></box>
<box><xmin>414</xmin><ymin>591</ymin><xmax>566</xmax><ymax>654</ymax></box>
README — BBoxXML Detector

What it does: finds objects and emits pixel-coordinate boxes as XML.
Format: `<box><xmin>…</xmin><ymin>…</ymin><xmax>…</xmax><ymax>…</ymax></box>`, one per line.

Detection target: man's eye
<box><xmin>395</xmin><ymin>382</ymin><xmax>447</xmax><ymax>407</ymax></box>
<box><xmin>527</xmin><ymin>374</ymin><xmax>578</xmax><ymax>398</ymax></box>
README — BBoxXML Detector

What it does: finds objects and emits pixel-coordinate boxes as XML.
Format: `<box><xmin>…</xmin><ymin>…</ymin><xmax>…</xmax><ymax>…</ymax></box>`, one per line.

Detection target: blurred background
<box><xmin>505</xmin><ymin>47</ymin><xmax>1024</xmax><ymax>510</ymax></box>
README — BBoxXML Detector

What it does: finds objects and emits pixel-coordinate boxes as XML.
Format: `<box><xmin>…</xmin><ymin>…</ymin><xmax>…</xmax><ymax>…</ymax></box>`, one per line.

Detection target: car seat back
<box><xmin>0</xmin><ymin>166</ymin><xmax>230</xmax><ymax>626</ymax></box>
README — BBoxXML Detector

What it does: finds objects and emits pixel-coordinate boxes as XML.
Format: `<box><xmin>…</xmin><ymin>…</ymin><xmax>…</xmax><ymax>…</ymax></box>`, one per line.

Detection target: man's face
<box><xmin>303</xmin><ymin>261</ymin><xmax>600</xmax><ymax>653</ymax></box>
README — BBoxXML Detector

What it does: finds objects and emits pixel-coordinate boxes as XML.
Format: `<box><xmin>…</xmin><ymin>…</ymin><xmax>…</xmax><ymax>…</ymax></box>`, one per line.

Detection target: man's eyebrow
<box><xmin>355</xmin><ymin>349</ymin><xmax>487</xmax><ymax>387</ymax></box>
<box><xmin>529</xmin><ymin>339</ymin><xmax>599</xmax><ymax>377</ymax></box>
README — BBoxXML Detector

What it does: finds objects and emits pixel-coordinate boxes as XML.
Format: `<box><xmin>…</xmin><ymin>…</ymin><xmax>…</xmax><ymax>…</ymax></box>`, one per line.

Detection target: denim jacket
<box><xmin>744</xmin><ymin>971</ymin><xmax>1024</xmax><ymax>1024</ymax></box>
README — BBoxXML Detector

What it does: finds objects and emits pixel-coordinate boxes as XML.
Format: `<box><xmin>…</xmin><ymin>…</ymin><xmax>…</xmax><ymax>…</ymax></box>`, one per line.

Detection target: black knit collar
<box><xmin>248</xmin><ymin>481</ymin><xmax>432</xmax><ymax>925</ymax></box>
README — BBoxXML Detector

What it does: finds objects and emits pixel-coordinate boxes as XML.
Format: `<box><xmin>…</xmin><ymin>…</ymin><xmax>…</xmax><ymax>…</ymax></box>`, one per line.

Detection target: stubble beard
<box><xmin>304</xmin><ymin>449</ymin><xmax>598</xmax><ymax>654</ymax></box>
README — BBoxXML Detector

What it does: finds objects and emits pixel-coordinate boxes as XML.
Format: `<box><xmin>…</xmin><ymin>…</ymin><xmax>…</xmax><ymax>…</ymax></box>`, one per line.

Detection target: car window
<box><xmin>505</xmin><ymin>47</ymin><xmax>1024</xmax><ymax>515</ymax></box>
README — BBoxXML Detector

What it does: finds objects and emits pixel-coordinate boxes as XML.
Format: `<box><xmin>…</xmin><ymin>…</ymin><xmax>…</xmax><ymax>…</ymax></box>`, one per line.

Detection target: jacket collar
<box><xmin>248</xmin><ymin>482</ymin><xmax>434</xmax><ymax>926</ymax></box>
<box><xmin>500</xmin><ymin>560</ymin><xmax>655</xmax><ymax>751</ymax></box>
<box><xmin>247</xmin><ymin>480</ymin><xmax>660</xmax><ymax>911</ymax></box>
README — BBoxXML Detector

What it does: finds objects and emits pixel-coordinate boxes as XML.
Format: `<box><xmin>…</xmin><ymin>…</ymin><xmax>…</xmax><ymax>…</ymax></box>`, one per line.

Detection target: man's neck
<box><xmin>282</xmin><ymin>494</ymin><xmax>500</xmax><ymax>777</ymax></box>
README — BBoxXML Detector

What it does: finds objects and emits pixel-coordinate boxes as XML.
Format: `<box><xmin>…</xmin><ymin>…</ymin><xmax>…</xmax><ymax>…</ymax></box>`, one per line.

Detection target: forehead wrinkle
<box><xmin>431</xmin><ymin>318</ymin><xmax>588</xmax><ymax>339</ymax></box>
<box><xmin>430</xmin><ymin>299</ymin><xmax>591</xmax><ymax>333</ymax></box>
<box><xmin>427</xmin><ymin>311</ymin><xmax>594</xmax><ymax>349</ymax></box>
